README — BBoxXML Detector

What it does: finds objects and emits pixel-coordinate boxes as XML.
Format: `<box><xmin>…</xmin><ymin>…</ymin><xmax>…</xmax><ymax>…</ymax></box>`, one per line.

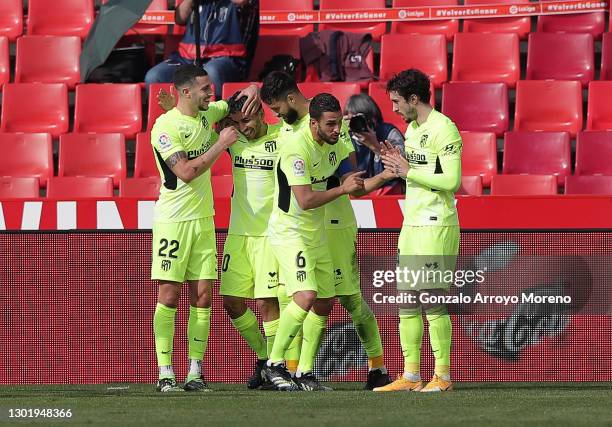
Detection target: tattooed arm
<box><xmin>165</xmin><ymin>127</ymin><xmax>239</xmax><ymax>183</ymax></box>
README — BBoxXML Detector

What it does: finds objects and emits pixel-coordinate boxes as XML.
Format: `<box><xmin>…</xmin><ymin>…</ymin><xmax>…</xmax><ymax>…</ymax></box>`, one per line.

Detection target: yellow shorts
<box><xmin>151</xmin><ymin>216</ymin><xmax>217</xmax><ymax>283</ymax></box>
<box><xmin>327</xmin><ymin>227</ymin><xmax>360</xmax><ymax>296</ymax></box>
<box><xmin>270</xmin><ymin>243</ymin><xmax>335</xmax><ymax>299</ymax></box>
<box><xmin>220</xmin><ymin>234</ymin><xmax>279</xmax><ymax>299</ymax></box>
<box><xmin>397</xmin><ymin>225</ymin><xmax>460</xmax><ymax>291</ymax></box>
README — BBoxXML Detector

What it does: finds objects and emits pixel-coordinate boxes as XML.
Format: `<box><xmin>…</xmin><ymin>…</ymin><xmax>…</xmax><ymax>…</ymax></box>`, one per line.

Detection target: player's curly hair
<box><xmin>309</xmin><ymin>93</ymin><xmax>341</xmax><ymax>120</ymax></box>
<box><xmin>261</xmin><ymin>71</ymin><xmax>299</xmax><ymax>104</ymax></box>
<box><xmin>386</xmin><ymin>69</ymin><xmax>431</xmax><ymax>104</ymax></box>
<box><xmin>173</xmin><ymin>64</ymin><xmax>207</xmax><ymax>89</ymax></box>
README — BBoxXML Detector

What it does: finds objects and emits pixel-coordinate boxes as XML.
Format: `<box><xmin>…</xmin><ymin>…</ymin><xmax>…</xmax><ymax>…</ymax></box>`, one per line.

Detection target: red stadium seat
<box><xmin>441</xmin><ymin>82</ymin><xmax>508</xmax><ymax>137</ymax></box>
<box><xmin>0</xmin><ymin>0</ymin><xmax>23</xmax><ymax>41</ymax></box>
<box><xmin>514</xmin><ymin>80</ymin><xmax>582</xmax><ymax>138</ymax></box>
<box><xmin>587</xmin><ymin>81</ymin><xmax>612</xmax><ymax>131</ymax></box>
<box><xmin>119</xmin><ymin>177</ymin><xmax>161</xmax><ymax>198</ymax></box>
<box><xmin>248</xmin><ymin>35</ymin><xmax>301</xmax><ymax>81</ymax></box>
<box><xmin>298</xmin><ymin>82</ymin><xmax>361</xmax><ymax>112</ymax></box>
<box><xmin>15</xmin><ymin>36</ymin><xmax>81</xmax><ymax>89</ymax></box>
<box><xmin>526</xmin><ymin>33</ymin><xmax>594</xmax><ymax>87</ymax></box>
<box><xmin>58</xmin><ymin>133</ymin><xmax>126</xmax><ymax>187</ymax></box>
<box><xmin>451</xmin><ymin>33</ymin><xmax>520</xmax><ymax>88</ymax></box>
<box><xmin>391</xmin><ymin>0</ymin><xmax>459</xmax><ymax>41</ymax></box>
<box><xmin>537</xmin><ymin>10</ymin><xmax>605</xmax><ymax>40</ymax></box>
<box><xmin>222</xmin><ymin>82</ymin><xmax>279</xmax><ymax>124</ymax></box>
<box><xmin>601</xmin><ymin>33</ymin><xmax>612</xmax><ymax>81</ymax></box>
<box><xmin>47</xmin><ymin>177</ymin><xmax>114</xmax><ymax>199</ymax></box>
<box><xmin>211</xmin><ymin>151</ymin><xmax>233</xmax><ymax>177</ymax></box>
<box><xmin>575</xmin><ymin>130</ymin><xmax>612</xmax><ymax>176</ymax></box>
<box><xmin>462</xmin><ymin>0</ymin><xmax>531</xmax><ymax>40</ymax></box>
<box><xmin>0</xmin><ymin>133</ymin><xmax>53</xmax><ymax>187</ymax></box>
<box><xmin>1</xmin><ymin>83</ymin><xmax>69</xmax><ymax>137</ymax></box>
<box><xmin>0</xmin><ymin>177</ymin><xmax>40</xmax><ymax>199</ymax></box>
<box><xmin>134</xmin><ymin>133</ymin><xmax>160</xmax><ymax>178</ymax></box>
<box><xmin>260</xmin><ymin>0</ymin><xmax>314</xmax><ymax>37</ymax></box>
<box><xmin>319</xmin><ymin>0</ymin><xmax>387</xmax><ymax>42</ymax></box>
<box><xmin>460</xmin><ymin>131</ymin><xmax>497</xmax><ymax>187</ymax></box>
<box><xmin>490</xmin><ymin>175</ymin><xmax>557</xmax><ymax>195</ymax></box>
<box><xmin>211</xmin><ymin>175</ymin><xmax>234</xmax><ymax>198</ymax></box>
<box><xmin>565</xmin><ymin>176</ymin><xmax>612</xmax><ymax>195</ymax></box>
<box><xmin>503</xmin><ymin>131</ymin><xmax>571</xmax><ymax>186</ymax></box>
<box><xmin>0</xmin><ymin>37</ymin><xmax>9</xmax><ymax>88</ymax></box>
<box><xmin>74</xmin><ymin>84</ymin><xmax>142</xmax><ymax>139</ymax></box>
<box><xmin>147</xmin><ymin>83</ymin><xmax>176</xmax><ymax>131</ymax></box>
<box><xmin>27</xmin><ymin>0</ymin><xmax>94</xmax><ymax>39</ymax></box>
<box><xmin>380</xmin><ymin>34</ymin><xmax>447</xmax><ymax>87</ymax></box>
<box><xmin>456</xmin><ymin>176</ymin><xmax>483</xmax><ymax>196</ymax></box>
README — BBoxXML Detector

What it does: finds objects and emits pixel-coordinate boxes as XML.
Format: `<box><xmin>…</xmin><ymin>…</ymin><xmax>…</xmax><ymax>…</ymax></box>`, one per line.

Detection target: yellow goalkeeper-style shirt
<box><xmin>403</xmin><ymin>109</ymin><xmax>462</xmax><ymax>226</ymax></box>
<box><xmin>227</xmin><ymin>122</ymin><xmax>283</xmax><ymax>236</ymax></box>
<box><xmin>279</xmin><ymin>114</ymin><xmax>357</xmax><ymax>230</ymax></box>
<box><xmin>268</xmin><ymin>125</ymin><xmax>353</xmax><ymax>248</ymax></box>
<box><xmin>150</xmin><ymin>101</ymin><xmax>228</xmax><ymax>223</ymax></box>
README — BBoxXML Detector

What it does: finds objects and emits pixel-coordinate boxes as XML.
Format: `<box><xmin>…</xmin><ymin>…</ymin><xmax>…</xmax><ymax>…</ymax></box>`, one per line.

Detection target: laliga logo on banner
<box><xmin>509</xmin><ymin>4</ymin><xmax>537</xmax><ymax>14</ymax></box>
<box><xmin>288</xmin><ymin>13</ymin><xmax>295</xmax><ymax>22</ymax></box>
<box><xmin>399</xmin><ymin>9</ymin><xmax>407</xmax><ymax>19</ymax></box>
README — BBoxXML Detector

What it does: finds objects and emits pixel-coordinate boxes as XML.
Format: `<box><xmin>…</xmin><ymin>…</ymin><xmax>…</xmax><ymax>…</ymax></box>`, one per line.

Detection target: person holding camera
<box><xmin>345</xmin><ymin>94</ymin><xmax>406</xmax><ymax>195</ymax></box>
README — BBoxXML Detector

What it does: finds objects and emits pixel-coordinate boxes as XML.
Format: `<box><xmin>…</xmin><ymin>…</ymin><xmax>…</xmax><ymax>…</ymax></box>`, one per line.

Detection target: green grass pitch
<box><xmin>1</xmin><ymin>383</ymin><xmax>611</xmax><ymax>426</ymax></box>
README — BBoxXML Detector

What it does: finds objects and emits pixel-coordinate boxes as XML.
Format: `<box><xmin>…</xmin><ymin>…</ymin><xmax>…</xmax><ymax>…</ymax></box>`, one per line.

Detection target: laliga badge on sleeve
<box><xmin>293</xmin><ymin>158</ymin><xmax>305</xmax><ymax>177</ymax></box>
<box><xmin>158</xmin><ymin>133</ymin><xmax>172</xmax><ymax>152</ymax></box>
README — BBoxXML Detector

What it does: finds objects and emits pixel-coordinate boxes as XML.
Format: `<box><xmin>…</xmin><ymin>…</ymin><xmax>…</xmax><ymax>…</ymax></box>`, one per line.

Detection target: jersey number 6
<box><xmin>296</xmin><ymin>251</ymin><xmax>306</xmax><ymax>268</ymax></box>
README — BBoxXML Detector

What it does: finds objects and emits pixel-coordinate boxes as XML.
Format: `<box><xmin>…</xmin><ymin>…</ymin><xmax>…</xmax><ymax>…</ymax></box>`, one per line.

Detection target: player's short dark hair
<box><xmin>261</xmin><ymin>71</ymin><xmax>299</xmax><ymax>104</ymax></box>
<box><xmin>227</xmin><ymin>91</ymin><xmax>262</xmax><ymax>116</ymax></box>
<box><xmin>173</xmin><ymin>64</ymin><xmax>208</xmax><ymax>89</ymax></box>
<box><xmin>386</xmin><ymin>69</ymin><xmax>431</xmax><ymax>104</ymax></box>
<box><xmin>309</xmin><ymin>93</ymin><xmax>341</xmax><ymax>120</ymax></box>
<box><xmin>227</xmin><ymin>91</ymin><xmax>247</xmax><ymax>115</ymax></box>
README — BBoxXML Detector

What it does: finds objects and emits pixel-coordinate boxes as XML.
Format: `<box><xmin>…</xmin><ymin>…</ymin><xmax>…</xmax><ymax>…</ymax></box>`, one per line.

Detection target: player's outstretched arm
<box><xmin>292</xmin><ymin>171</ymin><xmax>366</xmax><ymax>210</ymax></box>
<box><xmin>406</xmin><ymin>157</ymin><xmax>461</xmax><ymax>192</ymax></box>
<box><xmin>337</xmin><ymin>153</ymin><xmax>394</xmax><ymax>197</ymax></box>
<box><xmin>165</xmin><ymin>126</ymin><xmax>239</xmax><ymax>183</ymax></box>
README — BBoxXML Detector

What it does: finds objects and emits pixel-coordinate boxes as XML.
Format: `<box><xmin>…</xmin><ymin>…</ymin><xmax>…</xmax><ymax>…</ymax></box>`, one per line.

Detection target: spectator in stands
<box><xmin>345</xmin><ymin>94</ymin><xmax>406</xmax><ymax>195</ymax></box>
<box><xmin>145</xmin><ymin>0</ymin><xmax>259</xmax><ymax>99</ymax></box>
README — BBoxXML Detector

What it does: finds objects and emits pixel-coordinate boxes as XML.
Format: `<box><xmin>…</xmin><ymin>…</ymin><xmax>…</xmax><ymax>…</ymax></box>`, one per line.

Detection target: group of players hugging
<box><xmin>148</xmin><ymin>64</ymin><xmax>462</xmax><ymax>394</ymax></box>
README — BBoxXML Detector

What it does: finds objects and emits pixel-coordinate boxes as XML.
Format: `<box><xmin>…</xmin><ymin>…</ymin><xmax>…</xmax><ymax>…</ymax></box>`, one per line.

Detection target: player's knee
<box><xmin>339</xmin><ymin>293</ymin><xmax>362</xmax><ymax>314</ymax></box>
<box><xmin>256</xmin><ymin>298</ymin><xmax>279</xmax><ymax>320</ymax></box>
<box><xmin>293</xmin><ymin>290</ymin><xmax>317</xmax><ymax>311</ymax></box>
<box><xmin>312</xmin><ymin>297</ymin><xmax>335</xmax><ymax>316</ymax></box>
<box><xmin>424</xmin><ymin>303</ymin><xmax>448</xmax><ymax>318</ymax></box>
<box><xmin>222</xmin><ymin>296</ymin><xmax>246</xmax><ymax>318</ymax></box>
<box><xmin>157</xmin><ymin>284</ymin><xmax>181</xmax><ymax>308</ymax></box>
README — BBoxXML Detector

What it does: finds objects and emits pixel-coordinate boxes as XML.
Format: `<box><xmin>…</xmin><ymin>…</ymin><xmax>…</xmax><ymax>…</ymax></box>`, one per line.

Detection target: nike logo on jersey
<box><xmin>267</xmin><ymin>284</ymin><xmax>280</xmax><ymax>289</ymax></box>
<box><xmin>313</xmin><ymin>162</ymin><xmax>320</xmax><ymax>167</ymax></box>
<box><xmin>184</xmin><ymin>133</ymin><xmax>192</xmax><ymax>138</ymax></box>
<box><xmin>194</xmin><ymin>337</ymin><xmax>206</xmax><ymax>342</ymax></box>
